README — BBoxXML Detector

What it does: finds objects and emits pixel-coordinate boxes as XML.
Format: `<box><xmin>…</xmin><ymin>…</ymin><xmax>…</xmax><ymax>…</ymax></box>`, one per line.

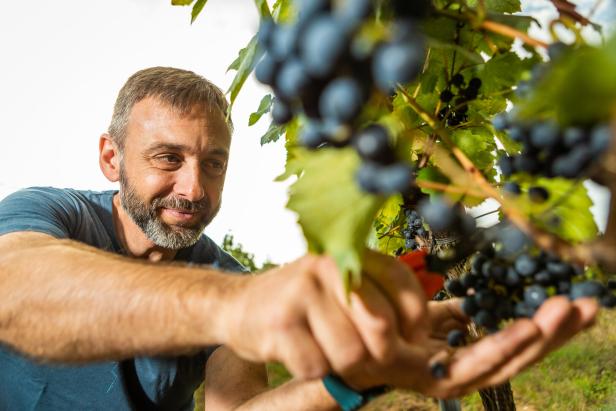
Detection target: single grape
<box><xmin>255</xmin><ymin>53</ymin><xmax>279</xmax><ymax>86</ymax></box>
<box><xmin>319</xmin><ymin>77</ymin><xmax>364</xmax><ymax>123</ymax></box>
<box><xmin>447</xmin><ymin>329</ymin><xmax>466</xmax><ymax>347</ymax></box>
<box><xmin>374</xmin><ymin>162</ymin><xmax>414</xmax><ymax>194</ymax></box>
<box><xmin>300</xmin><ymin>16</ymin><xmax>349</xmax><ymax>78</ymax></box>
<box><xmin>492</xmin><ymin>113</ymin><xmax>509</xmax><ymax>131</ymax></box>
<box><xmin>356</xmin><ymin>162</ymin><xmax>380</xmax><ymax>193</ymax></box>
<box><xmin>299</xmin><ymin>121</ymin><xmax>326</xmax><ymax>149</ymax></box>
<box><xmin>440</xmin><ymin>89</ymin><xmax>454</xmax><ymax>103</ymax></box>
<box><xmin>524</xmin><ymin>285</ymin><xmax>547</xmax><ymax>309</ymax></box>
<box><xmin>372</xmin><ymin>36</ymin><xmax>425</xmax><ymax>93</ymax></box>
<box><xmin>515</xmin><ymin>254</ymin><xmax>539</xmax><ymax>277</ymax></box>
<box><xmin>530</xmin><ymin>122</ymin><xmax>560</xmax><ymax>149</ymax></box>
<box><xmin>451</xmin><ymin>73</ymin><xmax>465</xmax><ymax>87</ymax></box>
<box><xmin>270</xmin><ymin>23</ymin><xmax>301</xmax><ymax>62</ymax></box>
<box><xmin>528</xmin><ymin>186</ymin><xmax>550</xmax><ymax>203</ymax></box>
<box><xmin>468</xmin><ymin>77</ymin><xmax>482</xmax><ymax>90</ymax></box>
<box><xmin>353</xmin><ymin>125</ymin><xmax>394</xmax><ymax>164</ymax></box>
<box><xmin>474</xmin><ymin>310</ymin><xmax>498</xmax><ymax>329</ymax></box>
<box><xmin>445</xmin><ymin>278</ymin><xmax>466</xmax><ymax>297</ymax></box>
<box><xmin>503</xmin><ymin>181</ymin><xmax>521</xmax><ymax>196</ymax></box>
<box><xmin>461</xmin><ymin>296</ymin><xmax>479</xmax><ymax>316</ymax></box>
<box><xmin>601</xmin><ymin>294</ymin><xmax>616</xmax><ymax>308</ymax></box>
<box><xmin>570</xmin><ymin>281</ymin><xmax>607</xmax><ymax>300</ymax></box>
<box><xmin>271</xmin><ymin>98</ymin><xmax>293</xmax><ymax>125</ymax></box>
<box><xmin>257</xmin><ymin>18</ymin><xmax>276</xmax><ymax>50</ymax></box>
<box><xmin>430</xmin><ymin>362</ymin><xmax>447</xmax><ymax>379</ymax></box>
<box><xmin>475</xmin><ymin>290</ymin><xmax>497</xmax><ymax>310</ymax></box>
<box><xmin>276</xmin><ymin>58</ymin><xmax>310</xmax><ymax>100</ymax></box>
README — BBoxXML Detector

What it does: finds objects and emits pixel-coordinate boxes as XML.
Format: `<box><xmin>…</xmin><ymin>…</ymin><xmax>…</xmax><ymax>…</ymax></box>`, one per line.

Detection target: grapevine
<box><xmin>175</xmin><ymin>0</ymin><xmax>616</xmax><ymax>409</ymax></box>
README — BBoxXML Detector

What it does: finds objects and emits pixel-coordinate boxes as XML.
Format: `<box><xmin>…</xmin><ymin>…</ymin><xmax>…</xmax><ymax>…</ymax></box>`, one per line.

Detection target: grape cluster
<box><xmin>254</xmin><ymin>0</ymin><xmax>430</xmax><ymax>194</ymax></box>
<box><xmin>496</xmin><ymin>116</ymin><xmax>612</xmax><ymax>180</ymax></box>
<box><xmin>444</xmin><ymin>244</ymin><xmax>615</xmax><ymax>335</ymax></box>
<box><xmin>401</xmin><ymin>208</ymin><xmax>427</xmax><ymax>251</ymax></box>
<box><xmin>438</xmin><ymin>74</ymin><xmax>482</xmax><ymax>127</ymax></box>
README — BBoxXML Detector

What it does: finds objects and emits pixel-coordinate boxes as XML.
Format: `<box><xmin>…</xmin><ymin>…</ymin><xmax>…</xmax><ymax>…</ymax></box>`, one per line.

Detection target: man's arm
<box><xmin>204</xmin><ymin>346</ymin><xmax>339</xmax><ymax>411</ymax></box>
<box><xmin>0</xmin><ymin>231</ymin><xmax>239</xmax><ymax>362</ymax></box>
<box><xmin>0</xmin><ymin>231</ymin><xmax>430</xmax><ymax>382</ymax></box>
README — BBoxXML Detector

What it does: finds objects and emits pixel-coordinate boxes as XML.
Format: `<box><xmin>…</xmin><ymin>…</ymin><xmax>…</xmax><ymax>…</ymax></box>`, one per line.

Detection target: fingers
<box><xmin>427</xmin><ymin>299</ymin><xmax>469</xmax><ymax>338</ymax></box>
<box><xmin>362</xmin><ymin>250</ymin><xmax>429</xmax><ymax>341</ymax></box>
<box><xmin>476</xmin><ymin>296</ymin><xmax>598</xmax><ymax>389</ymax></box>
<box><xmin>347</xmin><ymin>277</ymin><xmax>400</xmax><ymax>363</ymax></box>
<box><xmin>430</xmin><ymin>317</ymin><xmax>540</xmax><ymax>397</ymax></box>
<box><xmin>275</xmin><ymin>323</ymin><xmax>331</xmax><ymax>379</ymax></box>
<box><xmin>306</xmin><ymin>286</ymin><xmax>370</xmax><ymax>374</ymax></box>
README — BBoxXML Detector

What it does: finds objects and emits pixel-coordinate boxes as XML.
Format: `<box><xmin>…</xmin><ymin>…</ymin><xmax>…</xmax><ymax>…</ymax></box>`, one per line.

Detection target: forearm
<box><xmin>235</xmin><ymin>379</ymin><xmax>340</xmax><ymax>411</ymax></box>
<box><xmin>0</xmin><ymin>232</ymin><xmax>241</xmax><ymax>362</ymax></box>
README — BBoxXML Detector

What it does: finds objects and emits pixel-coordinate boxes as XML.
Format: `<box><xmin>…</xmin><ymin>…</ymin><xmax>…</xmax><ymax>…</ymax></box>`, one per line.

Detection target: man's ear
<box><xmin>99</xmin><ymin>133</ymin><xmax>121</xmax><ymax>182</ymax></box>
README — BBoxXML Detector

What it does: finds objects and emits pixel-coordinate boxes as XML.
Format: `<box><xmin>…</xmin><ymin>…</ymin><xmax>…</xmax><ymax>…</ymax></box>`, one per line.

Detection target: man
<box><xmin>0</xmin><ymin>67</ymin><xmax>598</xmax><ymax>410</ymax></box>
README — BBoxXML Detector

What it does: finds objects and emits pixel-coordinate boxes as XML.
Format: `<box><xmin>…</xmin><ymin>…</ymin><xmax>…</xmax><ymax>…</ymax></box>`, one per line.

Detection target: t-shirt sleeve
<box><xmin>0</xmin><ymin>187</ymin><xmax>80</xmax><ymax>239</ymax></box>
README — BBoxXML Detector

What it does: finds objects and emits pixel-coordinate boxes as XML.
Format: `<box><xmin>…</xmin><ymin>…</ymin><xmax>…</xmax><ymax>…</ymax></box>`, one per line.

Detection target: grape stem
<box><xmin>397</xmin><ymin>86</ymin><xmax>598</xmax><ymax>269</ymax></box>
<box><xmin>479</xmin><ymin>21</ymin><xmax>549</xmax><ymax>49</ymax></box>
<box><xmin>416</xmin><ymin>180</ymin><xmax>485</xmax><ymax>199</ymax></box>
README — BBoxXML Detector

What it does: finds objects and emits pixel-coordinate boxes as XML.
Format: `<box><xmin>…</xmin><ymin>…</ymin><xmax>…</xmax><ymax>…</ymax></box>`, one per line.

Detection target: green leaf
<box><xmin>510</xmin><ymin>179</ymin><xmax>599</xmax><ymax>243</ymax></box>
<box><xmin>249</xmin><ymin>94</ymin><xmax>273</xmax><ymax>126</ymax></box>
<box><xmin>371</xmin><ymin>195</ymin><xmax>405</xmax><ymax>255</ymax></box>
<box><xmin>287</xmin><ymin>149</ymin><xmax>387</xmax><ymax>291</ymax></box>
<box><xmin>171</xmin><ymin>0</ymin><xmax>194</xmax><ymax>6</ymax></box>
<box><xmin>253</xmin><ymin>0</ymin><xmax>272</xmax><ymax>18</ymax></box>
<box><xmin>260</xmin><ymin>123</ymin><xmax>286</xmax><ymax>145</ymax></box>
<box><xmin>466</xmin><ymin>0</ymin><xmax>521</xmax><ymax>13</ymax></box>
<box><xmin>190</xmin><ymin>0</ymin><xmax>208</xmax><ymax>23</ymax></box>
<box><xmin>226</xmin><ymin>35</ymin><xmax>261</xmax><ymax>109</ymax></box>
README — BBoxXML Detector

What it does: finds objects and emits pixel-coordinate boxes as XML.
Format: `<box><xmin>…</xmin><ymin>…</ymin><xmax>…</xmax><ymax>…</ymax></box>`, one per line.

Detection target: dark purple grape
<box><xmin>524</xmin><ymin>285</ymin><xmax>547</xmax><ymax>308</ymax></box>
<box><xmin>515</xmin><ymin>254</ymin><xmax>539</xmax><ymax>277</ymax></box>
<box><xmin>257</xmin><ymin>18</ymin><xmax>276</xmax><ymax>50</ymax></box>
<box><xmin>474</xmin><ymin>310</ymin><xmax>498</xmax><ymax>329</ymax></box>
<box><xmin>563</xmin><ymin>127</ymin><xmax>586</xmax><ymax>148</ymax></box>
<box><xmin>514</xmin><ymin>301</ymin><xmax>536</xmax><ymax>318</ymax></box>
<box><xmin>430</xmin><ymin>362</ymin><xmax>447</xmax><ymax>379</ymax></box>
<box><xmin>530</xmin><ymin>122</ymin><xmax>560</xmax><ymax>148</ymax></box>
<box><xmin>447</xmin><ymin>329</ymin><xmax>466</xmax><ymax>347</ymax></box>
<box><xmin>319</xmin><ymin>77</ymin><xmax>365</xmax><ymax>123</ymax></box>
<box><xmin>276</xmin><ymin>58</ymin><xmax>310</xmax><ymax>100</ymax></box>
<box><xmin>570</xmin><ymin>281</ymin><xmax>607</xmax><ymax>300</ymax></box>
<box><xmin>461</xmin><ymin>274</ymin><xmax>480</xmax><ymax>290</ymax></box>
<box><xmin>608</xmin><ymin>279</ymin><xmax>616</xmax><ymax>290</ymax></box>
<box><xmin>528</xmin><ymin>186</ymin><xmax>550</xmax><ymax>203</ymax></box>
<box><xmin>590</xmin><ymin>124</ymin><xmax>612</xmax><ymax>155</ymax></box>
<box><xmin>461</xmin><ymin>296</ymin><xmax>479</xmax><ymax>316</ymax></box>
<box><xmin>353</xmin><ymin>125</ymin><xmax>394</xmax><ymax>164</ymax></box>
<box><xmin>445</xmin><ymin>279</ymin><xmax>466</xmax><ymax>297</ymax></box>
<box><xmin>534</xmin><ymin>270</ymin><xmax>552</xmax><ymax>286</ymax></box>
<box><xmin>440</xmin><ymin>89</ymin><xmax>454</xmax><ymax>103</ymax></box>
<box><xmin>372</xmin><ymin>36</ymin><xmax>425</xmax><ymax>93</ymax></box>
<box><xmin>270</xmin><ymin>23</ymin><xmax>301</xmax><ymax>62</ymax></box>
<box><xmin>503</xmin><ymin>181</ymin><xmax>521</xmax><ymax>195</ymax></box>
<box><xmin>300</xmin><ymin>16</ymin><xmax>348</xmax><ymax>78</ymax></box>
<box><xmin>451</xmin><ymin>73</ymin><xmax>464</xmax><ymax>87</ymax></box>
<box><xmin>374</xmin><ymin>163</ymin><xmax>414</xmax><ymax>194</ymax></box>
<box><xmin>475</xmin><ymin>290</ymin><xmax>497</xmax><ymax>310</ymax></box>
<box><xmin>505</xmin><ymin>267</ymin><xmax>521</xmax><ymax>287</ymax></box>
<box><xmin>468</xmin><ymin>77</ymin><xmax>482</xmax><ymax>90</ymax></box>
<box><xmin>418</xmin><ymin>198</ymin><xmax>457</xmax><ymax>232</ymax></box>
<box><xmin>255</xmin><ymin>53</ymin><xmax>279</xmax><ymax>86</ymax></box>
<box><xmin>601</xmin><ymin>294</ymin><xmax>616</xmax><ymax>308</ymax></box>
<box><xmin>547</xmin><ymin>41</ymin><xmax>568</xmax><ymax>60</ymax></box>
<box><xmin>356</xmin><ymin>162</ymin><xmax>380</xmax><ymax>193</ymax></box>
<box><xmin>546</xmin><ymin>262</ymin><xmax>574</xmax><ymax>281</ymax></box>
<box><xmin>271</xmin><ymin>98</ymin><xmax>293</xmax><ymax>125</ymax></box>
<box><xmin>299</xmin><ymin>122</ymin><xmax>326</xmax><ymax>149</ymax></box>
<box><xmin>492</xmin><ymin>113</ymin><xmax>509</xmax><ymax>131</ymax></box>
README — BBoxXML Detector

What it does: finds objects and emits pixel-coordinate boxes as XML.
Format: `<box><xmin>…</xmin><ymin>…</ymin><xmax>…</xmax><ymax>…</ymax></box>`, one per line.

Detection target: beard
<box><xmin>118</xmin><ymin>164</ymin><xmax>219</xmax><ymax>250</ymax></box>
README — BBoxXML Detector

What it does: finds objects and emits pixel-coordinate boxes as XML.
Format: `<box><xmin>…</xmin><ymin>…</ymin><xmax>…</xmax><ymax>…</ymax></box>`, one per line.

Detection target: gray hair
<box><xmin>108</xmin><ymin>66</ymin><xmax>233</xmax><ymax>149</ymax></box>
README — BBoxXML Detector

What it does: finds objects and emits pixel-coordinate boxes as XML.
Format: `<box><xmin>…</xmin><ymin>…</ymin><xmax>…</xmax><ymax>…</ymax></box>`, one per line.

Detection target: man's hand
<box><xmin>219</xmin><ymin>251</ymin><xmax>429</xmax><ymax>380</ymax></box>
<box><xmin>340</xmin><ymin>296</ymin><xmax>598</xmax><ymax>398</ymax></box>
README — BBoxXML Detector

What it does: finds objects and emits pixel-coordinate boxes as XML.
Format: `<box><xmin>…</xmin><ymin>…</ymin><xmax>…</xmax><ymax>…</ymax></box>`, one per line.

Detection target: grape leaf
<box><xmin>371</xmin><ymin>194</ymin><xmax>406</xmax><ymax>255</ymax></box>
<box><xmin>190</xmin><ymin>0</ymin><xmax>208</xmax><ymax>23</ymax></box>
<box><xmin>249</xmin><ymin>94</ymin><xmax>273</xmax><ymax>126</ymax></box>
<box><xmin>226</xmin><ymin>36</ymin><xmax>261</xmax><ymax>108</ymax></box>
<box><xmin>286</xmin><ymin>149</ymin><xmax>386</xmax><ymax>291</ymax></box>
<box><xmin>171</xmin><ymin>0</ymin><xmax>194</xmax><ymax>6</ymax></box>
<box><xmin>467</xmin><ymin>0</ymin><xmax>521</xmax><ymax>14</ymax></box>
<box><xmin>260</xmin><ymin>123</ymin><xmax>285</xmax><ymax>145</ymax></box>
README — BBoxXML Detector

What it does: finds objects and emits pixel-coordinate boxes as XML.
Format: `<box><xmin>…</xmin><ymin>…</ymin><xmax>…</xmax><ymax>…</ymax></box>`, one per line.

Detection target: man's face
<box><xmin>118</xmin><ymin>97</ymin><xmax>231</xmax><ymax>249</ymax></box>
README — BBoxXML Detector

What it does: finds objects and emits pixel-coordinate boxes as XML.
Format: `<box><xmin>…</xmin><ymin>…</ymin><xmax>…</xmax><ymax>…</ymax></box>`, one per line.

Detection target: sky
<box><xmin>0</xmin><ymin>0</ymin><xmax>613</xmax><ymax>264</ymax></box>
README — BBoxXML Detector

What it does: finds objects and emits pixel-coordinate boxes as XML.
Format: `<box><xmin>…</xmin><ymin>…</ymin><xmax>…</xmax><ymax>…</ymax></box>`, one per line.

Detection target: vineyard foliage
<box><xmin>173</xmin><ymin>0</ymin><xmax>616</xmax><ymax>291</ymax></box>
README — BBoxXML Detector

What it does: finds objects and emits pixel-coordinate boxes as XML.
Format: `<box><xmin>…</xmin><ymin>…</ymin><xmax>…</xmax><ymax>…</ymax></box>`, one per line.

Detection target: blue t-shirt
<box><xmin>0</xmin><ymin>187</ymin><xmax>246</xmax><ymax>411</ymax></box>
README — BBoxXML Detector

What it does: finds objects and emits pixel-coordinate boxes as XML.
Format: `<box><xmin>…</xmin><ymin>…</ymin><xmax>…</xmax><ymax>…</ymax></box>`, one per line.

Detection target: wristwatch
<box><xmin>322</xmin><ymin>374</ymin><xmax>388</xmax><ymax>411</ymax></box>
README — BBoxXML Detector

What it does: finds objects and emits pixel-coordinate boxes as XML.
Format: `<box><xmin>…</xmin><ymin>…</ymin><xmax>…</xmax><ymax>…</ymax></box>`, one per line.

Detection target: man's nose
<box><xmin>175</xmin><ymin>163</ymin><xmax>206</xmax><ymax>202</ymax></box>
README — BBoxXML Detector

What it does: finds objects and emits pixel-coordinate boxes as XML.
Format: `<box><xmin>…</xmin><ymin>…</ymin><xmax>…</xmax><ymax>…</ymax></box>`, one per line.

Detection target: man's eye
<box><xmin>157</xmin><ymin>155</ymin><xmax>181</xmax><ymax>164</ymax></box>
<box><xmin>204</xmin><ymin>160</ymin><xmax>226</xmax><ymax>174</ymax></box>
